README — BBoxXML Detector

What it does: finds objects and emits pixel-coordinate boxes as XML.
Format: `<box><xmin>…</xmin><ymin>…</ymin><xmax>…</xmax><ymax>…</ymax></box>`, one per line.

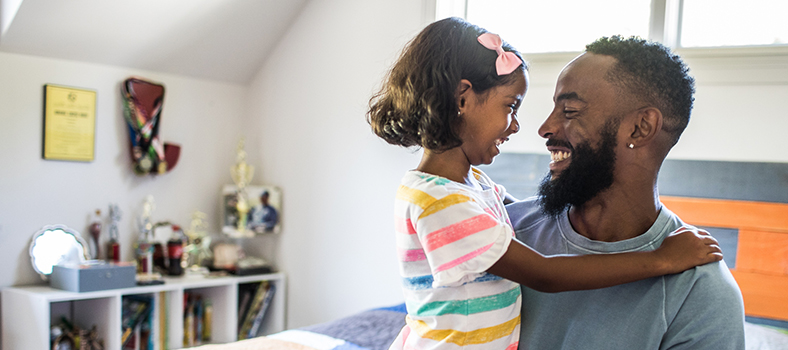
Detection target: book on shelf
<box><xmin>237</xmin><ymin>283</ymin><xmax>257</xmax><ymax>327</ymax></box>
<box><xmin>237</xmin><ymin>281</ymin><xmax>276</xmax><ymax>339</ymax></box>
<box><xmin>121</xmin><ymin>295</ymin><xmax>153</xmax><ymax>349</ymax></box>
<box><xmin>159</xmin><ymin>291</ymin><xmax>168</xmax><ymax>350</ymax></box>
<box><xmin>248</xmin><ymin>282</ymin><xmax>276</xmax><ymax>338</ymax></box>
<box><xmin>183</xmin><ymin>291</ymin><xmax>213</xmax><ymax>346</ymax></box>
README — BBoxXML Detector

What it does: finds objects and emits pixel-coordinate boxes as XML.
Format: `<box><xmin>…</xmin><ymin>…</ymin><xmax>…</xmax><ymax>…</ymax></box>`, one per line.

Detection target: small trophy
<box><xmin>230</xmin><ymin>138</ymin><xmax>254</xmax><ymax>235</ymax></box>
<box><xmin>135</xmin><ymin>195</ymin><xmax>156</xmax><ymax>274</ymax></box>
<box><xmin>107</xmin><ymin>203</ymin><xmax>122</xmax><ymax>262</ymax></box>
<box><xmin>184</xmin><ymin>211</ymin><xmax>212</xmax><ymax>269</ymax></box>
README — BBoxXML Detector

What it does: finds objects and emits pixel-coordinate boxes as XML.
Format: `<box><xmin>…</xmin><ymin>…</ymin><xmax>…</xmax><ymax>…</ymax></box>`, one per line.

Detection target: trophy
<box><xmin>184</xmin><ymin>211</ymin><xmax>212</xmax><ymax>269</ymax></box>
<box><xmin>135</xmin><ymin>195</ymin><xmax>156</xmax><ymax>273</ymax></box>
<box><xmin>230</xmin><ymin>138</ymin><xmax>254</xmax><ymax>235</ymax></box>
<box><xmin>107</xmin><ymin>203</ymin><xmax>122</xmax><ymax>262</ymax></box>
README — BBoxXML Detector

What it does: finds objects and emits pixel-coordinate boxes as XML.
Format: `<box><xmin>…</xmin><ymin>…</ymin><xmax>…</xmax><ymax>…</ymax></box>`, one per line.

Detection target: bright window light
<box><xmin>680</xmin><ymin>0</ymin><xmax>788</xmax><ymax>47</ymax></box>
<box><xmin>440</xmin><ymin>0</ymin><xmax>788</xmax><ymax>52</ymax></box>
<box><xmin>461</xmin><ymin>0</ymin><xmax>651</xmax><ymax>53</ymax></box>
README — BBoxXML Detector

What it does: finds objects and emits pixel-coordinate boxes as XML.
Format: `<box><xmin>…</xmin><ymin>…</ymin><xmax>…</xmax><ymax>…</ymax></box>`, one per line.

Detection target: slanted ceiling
<box><xmin>0</xmin><ymin>0</ymin><xmax>308</xmax><ymax>84</ymax></box>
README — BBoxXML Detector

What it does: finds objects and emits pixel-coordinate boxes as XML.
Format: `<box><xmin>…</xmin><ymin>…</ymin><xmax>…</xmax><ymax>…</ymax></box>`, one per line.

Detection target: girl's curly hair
<box><xmin>367</xmin><ymin>17</ymin><xmax>526</xmax><ymax>152</ymax></box>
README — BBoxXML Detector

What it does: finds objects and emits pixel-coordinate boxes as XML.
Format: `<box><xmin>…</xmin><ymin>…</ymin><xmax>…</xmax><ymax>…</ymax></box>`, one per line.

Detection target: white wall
<box><xmin>244</xmin><ymin>0</ymin><xmax>426</xmax><ymax>327</ymax></box>
<box><xmin>0</xmin><ymin>52</ymin><xmax>248</xmax><ymax>287</ymax></box>
<box><xmin>502</xmin><ymin>49</ymin><xmax>788</xmax><ymax>163</ymax></box>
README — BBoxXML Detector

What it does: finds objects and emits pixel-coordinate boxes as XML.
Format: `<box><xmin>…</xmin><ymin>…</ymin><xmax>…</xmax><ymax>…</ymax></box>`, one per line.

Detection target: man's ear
<box><xmin>628</xmin><ymin>107</ymin><xmax>663</xmax><ymax>147</ymax></box>
<box><xmin>456</xmin><ymin>79</ymin><xmax>473</xmax><ymax>110</ymax></box>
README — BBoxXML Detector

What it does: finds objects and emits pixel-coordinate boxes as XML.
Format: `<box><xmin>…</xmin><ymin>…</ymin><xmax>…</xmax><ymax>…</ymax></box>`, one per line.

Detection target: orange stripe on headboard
<box><xmin>660</xmin><ymin>196</ymin><xmax>788</xmax><ymax>233</ymax></box>
<box><xmin>731</xmin><ymin>270</ymin><xmax>788</xmax><ymax>322</ymax></box>
<box><xmin>737</xmin><ymin>229</ymin><xmax>788</xmax><ymax>276</ymax></box>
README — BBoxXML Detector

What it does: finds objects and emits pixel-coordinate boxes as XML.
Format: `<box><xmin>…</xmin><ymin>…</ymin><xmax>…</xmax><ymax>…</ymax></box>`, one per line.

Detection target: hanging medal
<box><xmin>121</xmin><ymin>77</ymin><xmax>180</xmax><ymax>175</ymax></box>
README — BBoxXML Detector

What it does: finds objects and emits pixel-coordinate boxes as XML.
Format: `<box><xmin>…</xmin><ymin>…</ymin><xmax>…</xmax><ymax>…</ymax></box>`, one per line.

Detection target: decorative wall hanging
<box><xmin>121</xmin><ymin>77</ymin><xmax>180</xmax><ymax>175</ymax></box>
<box><xmin>42</xmin><ymin>84</ymin><xmax>97</xmax><ymax>162</ymax></box>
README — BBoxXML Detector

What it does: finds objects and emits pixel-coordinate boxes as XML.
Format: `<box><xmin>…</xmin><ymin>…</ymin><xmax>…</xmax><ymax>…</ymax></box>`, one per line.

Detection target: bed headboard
<box><xmin>661</xmin><ymin>196</ymin><xmax>788</xmax><ymax>325</ymax></box>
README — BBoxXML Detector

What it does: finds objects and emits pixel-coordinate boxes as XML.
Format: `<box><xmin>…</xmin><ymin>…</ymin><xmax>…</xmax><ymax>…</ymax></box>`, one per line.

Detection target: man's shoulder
<box><xmin>659</xmin><ymin>206</ymin><xmax>743</xmax><ymax>304</ymax></box>
<box><xmin>668</xmin><ymin>260</ymin><xmax>743</xmax><ymax>302</ymax></box>
<box><xmin>660</xmin><ymin>261</ymin><xmax>745</xmax><ymax>347</ymax></box>
<box><xmin>505</xmin><ymin>196</ymin><xmax>549</xmax><ymax>231</ymax></box>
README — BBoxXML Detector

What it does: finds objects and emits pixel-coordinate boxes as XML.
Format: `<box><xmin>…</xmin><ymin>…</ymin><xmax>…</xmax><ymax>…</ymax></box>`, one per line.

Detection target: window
<box><xmin>680</xmin><ymin>0</ymin><xmax>788</xmax><ymax>48</ymax></box>
<box><xmin>436</xmin><ymin>0</ymin><xmax>788</xmax><ymax>53</ymax></box>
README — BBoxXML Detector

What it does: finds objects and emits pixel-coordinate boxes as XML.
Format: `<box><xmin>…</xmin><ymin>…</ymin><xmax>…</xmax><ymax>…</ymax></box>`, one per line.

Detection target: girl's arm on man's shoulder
<box><xmin>487</xmin><ymin>227</ymin><xmax>722</xmax><ymax>293</ymax></box>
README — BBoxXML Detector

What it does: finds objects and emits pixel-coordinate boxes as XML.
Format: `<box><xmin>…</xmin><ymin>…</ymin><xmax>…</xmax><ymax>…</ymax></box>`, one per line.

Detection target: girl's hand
<box><xmin>656</xmin><ymin>226</ymin><xmax>723</xmax><ymax>274</ymax></box>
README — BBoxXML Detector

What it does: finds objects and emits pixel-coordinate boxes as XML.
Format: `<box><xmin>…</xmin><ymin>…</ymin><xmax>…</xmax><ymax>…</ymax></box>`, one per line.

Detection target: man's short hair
<box><xmin>586</xmin><ymin>36</ymin><xmax>695</xmax><ymax>146</ymax></box>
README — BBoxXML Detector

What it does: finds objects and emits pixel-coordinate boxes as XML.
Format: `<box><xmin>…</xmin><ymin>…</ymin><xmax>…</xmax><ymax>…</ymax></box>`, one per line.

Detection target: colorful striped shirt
<box><xmin>389</xmin><ymin>168</ymin><xmax>520</xmax><ymax>350</ymax></box>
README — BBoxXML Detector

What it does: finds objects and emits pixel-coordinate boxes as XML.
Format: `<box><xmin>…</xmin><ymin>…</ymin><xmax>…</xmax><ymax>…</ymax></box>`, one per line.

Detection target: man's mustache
<box><xmin>545</xmin><ymin>138</ymin><xmax>573</xmax><ymax>151</ymax></box>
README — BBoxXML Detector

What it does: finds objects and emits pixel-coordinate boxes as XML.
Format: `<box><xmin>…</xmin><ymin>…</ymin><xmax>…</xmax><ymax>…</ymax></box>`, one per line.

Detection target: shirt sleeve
<box><xmin>412</xmin><ymin>191</ymin><xmax>513</xmax><ymax>288</ymax></box>
<box><xmin>660</xmin><ymin>261</ymin><xmax>746</xmax><ymax>350</ymax></box>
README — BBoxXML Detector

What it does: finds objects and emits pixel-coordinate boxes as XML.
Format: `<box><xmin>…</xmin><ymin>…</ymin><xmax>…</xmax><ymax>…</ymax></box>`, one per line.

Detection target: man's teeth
<box><xmin>551</xmin><ymin>151</ymin><xmax>571</xmax><ymax>162</ymax></box>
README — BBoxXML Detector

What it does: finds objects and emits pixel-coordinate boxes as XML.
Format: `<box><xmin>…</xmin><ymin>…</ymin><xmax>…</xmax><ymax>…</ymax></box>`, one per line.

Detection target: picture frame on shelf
<box><xmin>221</xmin><ymin>185</ymin><xmax>282</xmax><ymax>237</ymax></box>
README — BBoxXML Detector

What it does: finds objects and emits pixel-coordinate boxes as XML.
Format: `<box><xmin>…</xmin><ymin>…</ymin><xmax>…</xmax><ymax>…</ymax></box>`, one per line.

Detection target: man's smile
<box><xmin>546</xmin><ymin>139</ymin><xmax>574</xmax><ymax>172</ymax></box>
<box><xmin>550</xmin><ymin>150</ymin><xmax>571</xmax><ymax>164</ymax></box>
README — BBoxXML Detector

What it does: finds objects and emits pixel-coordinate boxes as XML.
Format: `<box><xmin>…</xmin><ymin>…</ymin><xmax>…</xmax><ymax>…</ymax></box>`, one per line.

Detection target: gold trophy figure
<box><xmin>230</xmin><ymin>138</ymin><xmax>254</xmax><ymax>235</ymax></box>
<box><xmin>184</xmin><ymin>211</ymin><xmax>212</xmax><ymax>269</ymax></box>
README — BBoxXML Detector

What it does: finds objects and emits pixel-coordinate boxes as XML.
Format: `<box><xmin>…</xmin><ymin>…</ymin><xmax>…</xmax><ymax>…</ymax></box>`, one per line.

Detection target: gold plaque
<box><xmin>43</xmin><ymin>84</ymin><xmax>97</xmax><ymax>162</ymax></box>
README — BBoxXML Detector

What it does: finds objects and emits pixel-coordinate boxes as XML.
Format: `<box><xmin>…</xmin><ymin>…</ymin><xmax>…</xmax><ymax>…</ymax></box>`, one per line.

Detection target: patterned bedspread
<box><xmin>190</xmin><ymin>305</ymin><xmax>407</xmax><ymax>350</ymax></box>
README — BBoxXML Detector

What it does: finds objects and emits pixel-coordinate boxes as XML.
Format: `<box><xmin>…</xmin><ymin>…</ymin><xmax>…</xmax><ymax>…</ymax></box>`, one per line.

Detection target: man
<box><xmin>507</xmin><ymin>36</ymin><xmax>745</xmax><ymax>349</ymax></box>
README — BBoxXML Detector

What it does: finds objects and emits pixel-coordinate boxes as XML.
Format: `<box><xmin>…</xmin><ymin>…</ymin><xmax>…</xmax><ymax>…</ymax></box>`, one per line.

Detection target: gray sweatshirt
<box><xmin>506</xmin><ymin>197</ymin><xmax>745</xmax><ymax>350</ymax></box>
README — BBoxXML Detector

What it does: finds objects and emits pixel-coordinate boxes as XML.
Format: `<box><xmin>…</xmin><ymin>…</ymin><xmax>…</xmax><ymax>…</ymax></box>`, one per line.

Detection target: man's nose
<box><xmin>538</xmin><ymin>111</ymin><xmax>558</xmax><ymax>139</ymax></box>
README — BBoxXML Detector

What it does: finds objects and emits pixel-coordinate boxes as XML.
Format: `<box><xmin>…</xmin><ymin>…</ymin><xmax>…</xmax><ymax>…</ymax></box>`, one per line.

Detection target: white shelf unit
<box><xmin>2</xmin><ymin>272</ymin><xmax>285</xmax><ymax>350</ymax></box>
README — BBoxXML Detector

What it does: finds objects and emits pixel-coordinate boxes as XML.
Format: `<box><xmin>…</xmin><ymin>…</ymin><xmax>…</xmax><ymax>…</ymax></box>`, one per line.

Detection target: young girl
<box><xmin>367</xmin><ymin>18</ymin><xmax>722</xmax><ymax>350</ymax></box>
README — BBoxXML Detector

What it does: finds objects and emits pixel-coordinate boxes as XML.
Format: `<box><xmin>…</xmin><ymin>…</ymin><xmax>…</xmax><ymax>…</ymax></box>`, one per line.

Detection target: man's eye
<box><xmin>563</xmin><ymin>109</ymin><xmax>578</xmax><ymax>117</ymax></box>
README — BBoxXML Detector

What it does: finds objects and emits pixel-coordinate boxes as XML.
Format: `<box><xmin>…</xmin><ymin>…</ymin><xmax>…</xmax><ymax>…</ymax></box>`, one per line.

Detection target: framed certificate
<box><xmin>42</xmin><ymin>84</ymin><xmax>97</xmax><ymax>162</ymax></box>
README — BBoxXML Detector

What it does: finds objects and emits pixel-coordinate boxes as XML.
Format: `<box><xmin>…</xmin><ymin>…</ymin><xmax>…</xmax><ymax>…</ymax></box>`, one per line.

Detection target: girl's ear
<box><xmin>457</xmin><ymin>79</ymin><xmax>473</xmax><ymax>109</ymax></box>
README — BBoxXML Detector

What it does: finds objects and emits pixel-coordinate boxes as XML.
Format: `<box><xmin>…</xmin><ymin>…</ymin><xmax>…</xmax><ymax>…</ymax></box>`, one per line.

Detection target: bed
<box><xmin>188</xmin><ymin>304</ymin><xmax>406</xmax><ymax>350</ymax></box>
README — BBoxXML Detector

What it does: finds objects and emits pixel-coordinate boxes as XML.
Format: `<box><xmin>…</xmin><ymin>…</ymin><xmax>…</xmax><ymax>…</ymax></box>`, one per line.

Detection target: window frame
<box><xmin>431</xmin><ymin>0</ymin><xmax>788</xmax><ymax>58</ymax></box>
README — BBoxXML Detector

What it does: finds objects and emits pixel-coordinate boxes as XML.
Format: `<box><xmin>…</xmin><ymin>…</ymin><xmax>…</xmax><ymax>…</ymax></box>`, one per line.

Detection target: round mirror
<box><xmin>29</xmin><ymin>225</ymin><xmax>89</xmax><ymax>280</ymax></box>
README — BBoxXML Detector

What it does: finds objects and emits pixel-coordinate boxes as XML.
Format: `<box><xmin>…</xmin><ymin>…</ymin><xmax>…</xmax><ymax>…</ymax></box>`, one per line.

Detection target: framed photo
<box><xmin>221</xmin><ymin>185</ymin><xmax>282</xmax><ymax>237</ymax></box>
<box><xmin>42</xmin><ymin>84</ymin><xmax>97</xmax><ymax>162</ymax></box>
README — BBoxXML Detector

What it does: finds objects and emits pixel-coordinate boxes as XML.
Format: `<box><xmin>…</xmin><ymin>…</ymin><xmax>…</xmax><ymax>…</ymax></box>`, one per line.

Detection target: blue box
<box><xmin>50</xmin><ymin>262</ymin><xmax>136</xmax><ymax>292</ymax></box>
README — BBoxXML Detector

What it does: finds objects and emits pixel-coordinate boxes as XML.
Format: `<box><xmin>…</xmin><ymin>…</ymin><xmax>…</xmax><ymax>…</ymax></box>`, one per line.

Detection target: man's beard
<box><xmin>538</xmin><ymin>122</ymin><xmax>618</xmax><ymax>218</ymax></box>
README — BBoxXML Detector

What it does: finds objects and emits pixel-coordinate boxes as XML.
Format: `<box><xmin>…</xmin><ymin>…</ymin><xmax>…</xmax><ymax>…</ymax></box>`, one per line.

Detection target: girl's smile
<box><xmin>458</xmin><ymin>69</ymin><xmax>529</xmax><ymax>167</ymax></box>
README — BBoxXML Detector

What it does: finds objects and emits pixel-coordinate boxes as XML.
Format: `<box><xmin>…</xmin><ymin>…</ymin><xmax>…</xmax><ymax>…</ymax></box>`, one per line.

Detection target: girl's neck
<box><xmin>416</xmin><ymin>148</ymin><xmax>475</xmax><ymax>187</ymax></box>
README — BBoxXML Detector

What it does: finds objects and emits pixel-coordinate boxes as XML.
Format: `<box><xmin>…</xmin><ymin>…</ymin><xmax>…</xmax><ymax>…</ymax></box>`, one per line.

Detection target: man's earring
<box><xmin>628</xmin><ymin>143</ymin><xmax>634</xmax><ymax>149</ymax></box>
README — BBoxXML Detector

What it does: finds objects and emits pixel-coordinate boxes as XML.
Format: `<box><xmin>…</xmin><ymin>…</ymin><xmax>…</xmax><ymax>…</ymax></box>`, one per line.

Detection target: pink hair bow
<box><xmin>477</xmin><ymin>33</ymin><xmax>522</xmax><ymax>76</ymax></box>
